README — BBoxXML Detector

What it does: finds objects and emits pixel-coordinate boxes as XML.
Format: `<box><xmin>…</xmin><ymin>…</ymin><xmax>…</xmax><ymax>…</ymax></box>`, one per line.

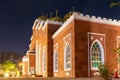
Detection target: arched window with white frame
<box><xmin>43</xmin><ymin>48</ymin><xmax>46</xmax><ymax>72</ymax></box>
<box><xmin>54</xmin><ymin>49</ymin><xmax>58</xmax><ymax>72</ymax></box>
<box><xmin>64</xmin><ymin>42</ymin><xmax>71</xmax><ymax>70</ymax></box>
<box><xmin>90</xmin><ymin>40</ymin><xmax>104</xmax><ymax>70</ymax></box>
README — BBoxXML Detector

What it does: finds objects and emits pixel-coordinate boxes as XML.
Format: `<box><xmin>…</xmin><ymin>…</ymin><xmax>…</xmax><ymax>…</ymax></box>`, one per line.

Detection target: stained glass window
<box><xmin>54</xmin><ymin>50</ymin><xmax>58</xmax><ymax>72</ymax></box>
<box><xmin>91</xmin><ymin>41</ymin><xmax>102</xmax><ymax>69</ymax></box>
<box><xmin>43</xmin><ymin>49</ymin><xmax>46</xmax><ymax>72</ymax></box>
<box><xmin>64</xmin><ymin>43</ymin><xmax>71</xmax><ymax>70</ymax></box>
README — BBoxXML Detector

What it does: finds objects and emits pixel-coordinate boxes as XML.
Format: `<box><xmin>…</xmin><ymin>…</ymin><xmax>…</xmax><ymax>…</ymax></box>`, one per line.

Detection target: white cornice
<box><xmin>32</xmin><ymin>19</ymin><xmax>44</xmax><ymax>30</ymax></box>
<box><xmin>32</xmin><ymin>20</ymin><xmax>37</xmax><ymax>30</ymax></box>
<box><xmin>35</xmin><ymin>22</ymin><xmax>40</xmax><ymax>30</ymax></box>
<box><xmin>22</xmin><ymin>55</ymin><xmax>29</xmax><ymax>62</ymax></box>
<box><xmin>42</xmin><ymin>20</ymin><xmax>48</xmax><ymax>31</ymax></box>
<box><xmin>42</xmin><ymin>20</ymin><xmax>63</xmax><ymax>31</ymax></box>
<box><xmin>30</xmin><ymin>35</ymin><xmax>33</xmax><ymax>41</ymax></box>
<box><xmin>38</xmin><ymin>21</ymin><xmax>44</xmax><ymax>30</ymax></box>
<box><xmin>29</xmin><ymin>43</ymin><xmax>31</xmax><ymax>48</ymax></box>
<box><xmin>47</xmin><ymin>20</ymin><xmax>63</xmax><ymax>25</ymax></box>
<box><xmin>52</xmin><ymin>12</ymin><xmax>120</xmax><ymax>39</ymax></box>
<box><xmin>52</xmin><ymin>14</ymin><xmax>74</xmax><ymax>39</ymax></box>
<box><xmin>73</xmin><ymin>12</ymin><xmax>120</xmax><ymax>26</ymax></box>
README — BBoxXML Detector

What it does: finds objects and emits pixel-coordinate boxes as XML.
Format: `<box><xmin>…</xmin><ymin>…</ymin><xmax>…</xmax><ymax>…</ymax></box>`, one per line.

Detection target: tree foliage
<box><xmin>98</xmin><ymin>63</ymin><xmax>111</xmax><ymax>80</ymax></box>
<box><xmin>3</xmin><ymin>60</ymin><xmax>16</xmax><ymax>72</ymax></box>
<box><xmin>110</xmin><ymin>2</ymin><xmax>120</xmax><ymax>8</ymax></box>
<box><xmin>0</xmin><ymin>60</ymin><xmax>20</xmax><ymax>77</ymax></box>
<box><xmin>113</xmin><ymin>44</ymin><xmax>120</xmax><ymax>62</ymax></box>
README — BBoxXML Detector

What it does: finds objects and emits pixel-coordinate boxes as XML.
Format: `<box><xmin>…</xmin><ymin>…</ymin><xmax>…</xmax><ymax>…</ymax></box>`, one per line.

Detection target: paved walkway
<box><xmin>0</xmin><ymin>77</ymin><xmax>119</xmax><ymax>80</ymax></box>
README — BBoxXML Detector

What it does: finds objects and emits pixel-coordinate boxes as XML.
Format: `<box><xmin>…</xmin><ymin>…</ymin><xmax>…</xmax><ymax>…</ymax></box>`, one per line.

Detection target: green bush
<box><xmin>98</xmin><ymin>63</ymin><xmax>111</xmax><ymax>80</ymax></box>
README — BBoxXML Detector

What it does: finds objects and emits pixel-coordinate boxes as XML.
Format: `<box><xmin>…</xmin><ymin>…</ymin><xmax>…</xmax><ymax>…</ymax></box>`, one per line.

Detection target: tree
<box><xmin>2</xmin><ymin>60</ymin><xmax>20</xmax><ymax>77</ymax></box>
<box><xmin>98</xmin><ymin>63</ymin><xmax>111</xmax><ymax>80</ymax></box>
<box><xmin>110</xmin><ymin>2</ymin><xmax>120</xmax><ymax>8</ymax></box>
<box><xmin>3</xmin><ymin>60</ymin><xmax>16</xmax><ymax>72</ymax></box>
<box><xmin>113</xmin><ymin>44</ymin><xmax>120</xmax><ymax>62</ymax></box>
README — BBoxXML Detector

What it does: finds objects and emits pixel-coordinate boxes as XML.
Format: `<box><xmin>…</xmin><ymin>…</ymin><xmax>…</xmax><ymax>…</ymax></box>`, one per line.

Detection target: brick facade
<box><xmin>22</xmin><ymin>12</ymin><xmax>120</xmax><ymax>78</ymax></box>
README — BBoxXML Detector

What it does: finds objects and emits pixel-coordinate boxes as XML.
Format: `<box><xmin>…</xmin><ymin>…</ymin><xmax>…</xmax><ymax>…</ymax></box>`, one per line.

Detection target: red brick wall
<box><xmin>53</xmin><ymin>21</ymin><xmax>75</xmax><ymax>78</ymax></box>
<box><xmin>28</xmin><ymin>53</ymin><xmax>36</xmax><ymax>74</ymax></box>
<box><xmin>75</xmin><ymin>19</ymin><xmax>120</xmax><ymax>77</ymax></box>
<box><xmin>54</xmin><ymin>19</ymin><xmax>120</xmax><ymax>78</ymax></box>
<box><xmin>37</xmin><ymin>23</ymin><xmax>61</xmax><ymax>77</ymax></box>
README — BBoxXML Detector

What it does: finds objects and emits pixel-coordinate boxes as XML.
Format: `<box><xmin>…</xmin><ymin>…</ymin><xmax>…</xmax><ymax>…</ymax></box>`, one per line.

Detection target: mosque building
<box><xmin>22</xmin><ymin>11</ymin><xmax>120</xmax><ymax>78</ymax></box>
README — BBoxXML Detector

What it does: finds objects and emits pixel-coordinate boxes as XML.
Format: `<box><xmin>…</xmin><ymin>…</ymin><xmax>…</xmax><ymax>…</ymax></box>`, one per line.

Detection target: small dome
<box><xmin>22</xmin><ymin>55</ymin><xmax>28</xmax><ymax>62</ymax></box>
<box><xmin>63</xmin><ymin>12</ymin><xmax>73</xmax><ymax>22</ymax></box>
<box><xmin>37</xmin><ymin>16</ymin><xmax>46</xmax><ymax>20</ymax></box>
<box><xmin>63</xmin><ymin>11</ymin><xmax>80</xmax><ymax>22</ymax></box>
<box><xmin>49</xmin><ymin>16</ymin><xmax>63</xmax><ymax>22</ymax></box>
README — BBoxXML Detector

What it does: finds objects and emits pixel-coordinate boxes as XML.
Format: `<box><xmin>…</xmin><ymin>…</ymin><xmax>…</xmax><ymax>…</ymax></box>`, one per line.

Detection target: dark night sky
<box><xmin>0</xmin><ymin>0</ymin><xmax>120</xmax><ymax>54</ymax></box>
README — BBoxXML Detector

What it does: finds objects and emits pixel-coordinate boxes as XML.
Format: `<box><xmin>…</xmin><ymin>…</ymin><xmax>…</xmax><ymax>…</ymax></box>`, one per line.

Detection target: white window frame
<box><xmin>54</xmin><ymin>49</ymin><xmax>58</xmax><ymax>72</ymax></box>
<box><xmin>64</xmin><ymin>42</ymin><xmax>71</xmax><ymax>71</ymax></box>
<box><xmin>90</xmin><ymin>39</ymin><xmax>104</xmax><ymax>70</ymax></box>
<box><xmin>43</xmin><ymin>47</ymin><xmax>46</xmax><ymax>72</ymax></box>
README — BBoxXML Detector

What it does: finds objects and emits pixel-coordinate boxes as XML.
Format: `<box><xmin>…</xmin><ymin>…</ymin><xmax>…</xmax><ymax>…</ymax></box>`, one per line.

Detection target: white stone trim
<box><xmin>53</xmin><ymin>43</ymin><xmax>58</xmax><ymax>47</ymax></box>
<box><xmin>32</xmin><ymin>19</ymin><xmax>42</xmax><ymax>30</ymax></box>
<box><xmin>53</xmin><ymin>43</ymin><xmax>58</xmax><ymax>72</ymax></box>
<box><xmin>22</xmin><ymin>55</ymin><xmax>28</xmax><ymax>62</ymax></box>
<box><xmin>30</xmin><ymin>36</ymin><xmax>33</xmax><ymax>41</ymax></box>
<box><xmin>29</xmin><ymin>43</ymin><xmax>31</xmax><ymax>48</ymax></box>
<box><xmin>35</xmin><ymin>22</ymin><xmax>40</xmax><ymax>30</ymax></box>
<box><xmin>38</xmin><ymin>21</ymin><xmax>44</xmax><ymax>30</ymax></box>
<box><xmin>88</xmin><ymin>32</ymin><xmax>105</xmax><ymax>36</ymax></box>
<box><xmin>90</xmin><ymin>39</ymin><xmax>104</xmax><ymax>70</ymax></box>
<box><xmin>53</xmin><ymin>49</ymin><xmax>58</xmax><ymax>72</ymax></box>
<box><xmin>65</xmin><ymin>72</ymin><xmax>70</xmax><ymax>76</ymax></box>
<box><xmin>32</xmin><ymin>20</ymin><xmax>37</xmax><ymax>30</ymax></box>
<box><xmin>52</xmin><ymin>15</ymin><xmax>74</xmax><ymax>39</ymax></box>
<box><xmin>43</xmin><ymin>46</ymin><xmax>46</xmax><ymax>72</ymax></box>
<box><xmin>64</xmin><ymin>42</ymin><xmax>72</xmax><ymax>71</ymax></box>
<box><xmin>63</xmin><ymin>33</ymin><xmax>72</xmax><ymax>40</ymax></box>
<box><xmin>117</xmin><ymin>36</ymin><xmax>120</xmax><ymax>47</ymax></box>
<box><xmin>42</xmin><ymin>20</ymin><xmax>48</xmax><ymax>31</ymax></box>
<box><xmin>88</xmin><ymin>32</ymin><xmax>106</xmax><ymax>73</ymax></box>
<box><xmin>28</xmin><ymin>54</ymin><xmax>30</xmax><ymax>75</ymax></box>
<box><xmin>53</xmin><ymin>12</ymin><xmax>120</xmax><ymax>39</ymax></box>
<box><xmin>74</xmin><ymin>12</ymin><xmax>120</xmax><ymax>26</ymax></box>
<box><xmin>87</xmin><ymin>33</ymin><xmax>90</xmax><ymax>77</ymax></box>
<box><xmin>39</xmin><ymin>43</ymin><xmax>42</xmax><ymax>73</ymax></box>
<box><xmin>42</xmin><ymin>20</ymin><xmax>63</xmax><ymax>31</ymax></box>
<box><xmin>36</xmin><ymin>40</ymin><xmax>39</xmax><ymax>74</ymax></box>
<box><xmin>47</xmin><ymin>20</ymin><xmax>63</xmax><ymax>25</ymax></box>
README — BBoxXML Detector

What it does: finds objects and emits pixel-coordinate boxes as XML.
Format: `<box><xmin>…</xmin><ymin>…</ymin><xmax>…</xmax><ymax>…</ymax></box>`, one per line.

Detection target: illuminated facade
<box><xmin>22</xmin><ymin>12</ymin><xmax>120</xmax><ymax>78</ymax></box>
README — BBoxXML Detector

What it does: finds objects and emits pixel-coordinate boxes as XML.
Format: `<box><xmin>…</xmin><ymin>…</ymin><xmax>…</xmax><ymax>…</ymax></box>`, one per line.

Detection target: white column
<box><xmin>36</xmin><ymin>40</ymin><xmax>39</xmax><ymax>74</ymax></box>
<box><xmin>39</xmin><ymin>44</ymin><xmax>41</xmax><ymax>73</ymax></box>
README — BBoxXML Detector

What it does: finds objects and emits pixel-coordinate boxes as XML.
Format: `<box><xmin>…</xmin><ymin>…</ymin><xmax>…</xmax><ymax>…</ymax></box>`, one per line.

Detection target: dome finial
<box><xmin>72</xmin><ymin>6</ymin><xmax>75</xmax><ymax>12</ymax></box>
<box><xmin>41</xmin><ymin>12</ymin><xmax>44</xmax><ymax>16</ymax></box>
<box><xmin>56</xmin><ymin>10</ymin><xmax>58</xmax><ymax>17</ymax></box>
<box><xmin>46</xmin><ymin>14</ymin><xmax>48</xmax><ymax>19</ymax></box>
<box><xmin>50</xmin><ymin>12</ymin><xmax>52</xmax><ymax>18</ymax></box>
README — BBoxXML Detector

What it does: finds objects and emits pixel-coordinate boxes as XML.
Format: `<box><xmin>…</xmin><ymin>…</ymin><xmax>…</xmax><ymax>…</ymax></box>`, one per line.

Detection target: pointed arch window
<box><xmin>64</xmin><ymin>42</ymin><xmax>71</xmax><ymax>70</ymax></box>
<box><xmin>43</xmin><ymin>48</ymin><xmax>46</xmax><ymax>72</ymax></box>
<box><xmin>91</xmin><ymin>40</ymin><xmax>104</xmax><ymax>70</ymax></box>
<box><xmin>54</xmin><ymin>49</ymin><xmax>58</xmax><ymax>72</ymax></box>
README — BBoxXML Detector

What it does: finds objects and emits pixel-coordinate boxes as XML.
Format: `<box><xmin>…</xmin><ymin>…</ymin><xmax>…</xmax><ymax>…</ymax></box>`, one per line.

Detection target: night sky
<box><xmin>0</xmin><ymin>0</ymin><xmax>120</xmax><ymax>54</ymax></box>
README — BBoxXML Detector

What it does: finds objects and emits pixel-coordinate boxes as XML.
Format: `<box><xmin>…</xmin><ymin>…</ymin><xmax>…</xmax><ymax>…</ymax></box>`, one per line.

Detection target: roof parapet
<box><xmin>42</xmin><ymin>20</ymin><xmax>63</xmax><ymax>31</ymax></box>
<box><xmin>52</xmin><ymin>12</ymin><xmax>120</xmax><ymax>39</ymax></box>
<box><xmin>74</xmin><ymin>12</ymin><xmax>120</xmax><ymax>26</ymax></box>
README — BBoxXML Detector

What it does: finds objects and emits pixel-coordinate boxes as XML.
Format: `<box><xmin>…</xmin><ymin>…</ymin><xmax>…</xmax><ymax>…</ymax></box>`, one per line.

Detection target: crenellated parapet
<box><xmin>53</xmin><ymin>12</ymin><xmax>120</xmax><ymax>39</ymax></box>
<box><xmin>73</xmin><ymin>12</ymin><xmax>120</xmax><ymax>26</ymax></box>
